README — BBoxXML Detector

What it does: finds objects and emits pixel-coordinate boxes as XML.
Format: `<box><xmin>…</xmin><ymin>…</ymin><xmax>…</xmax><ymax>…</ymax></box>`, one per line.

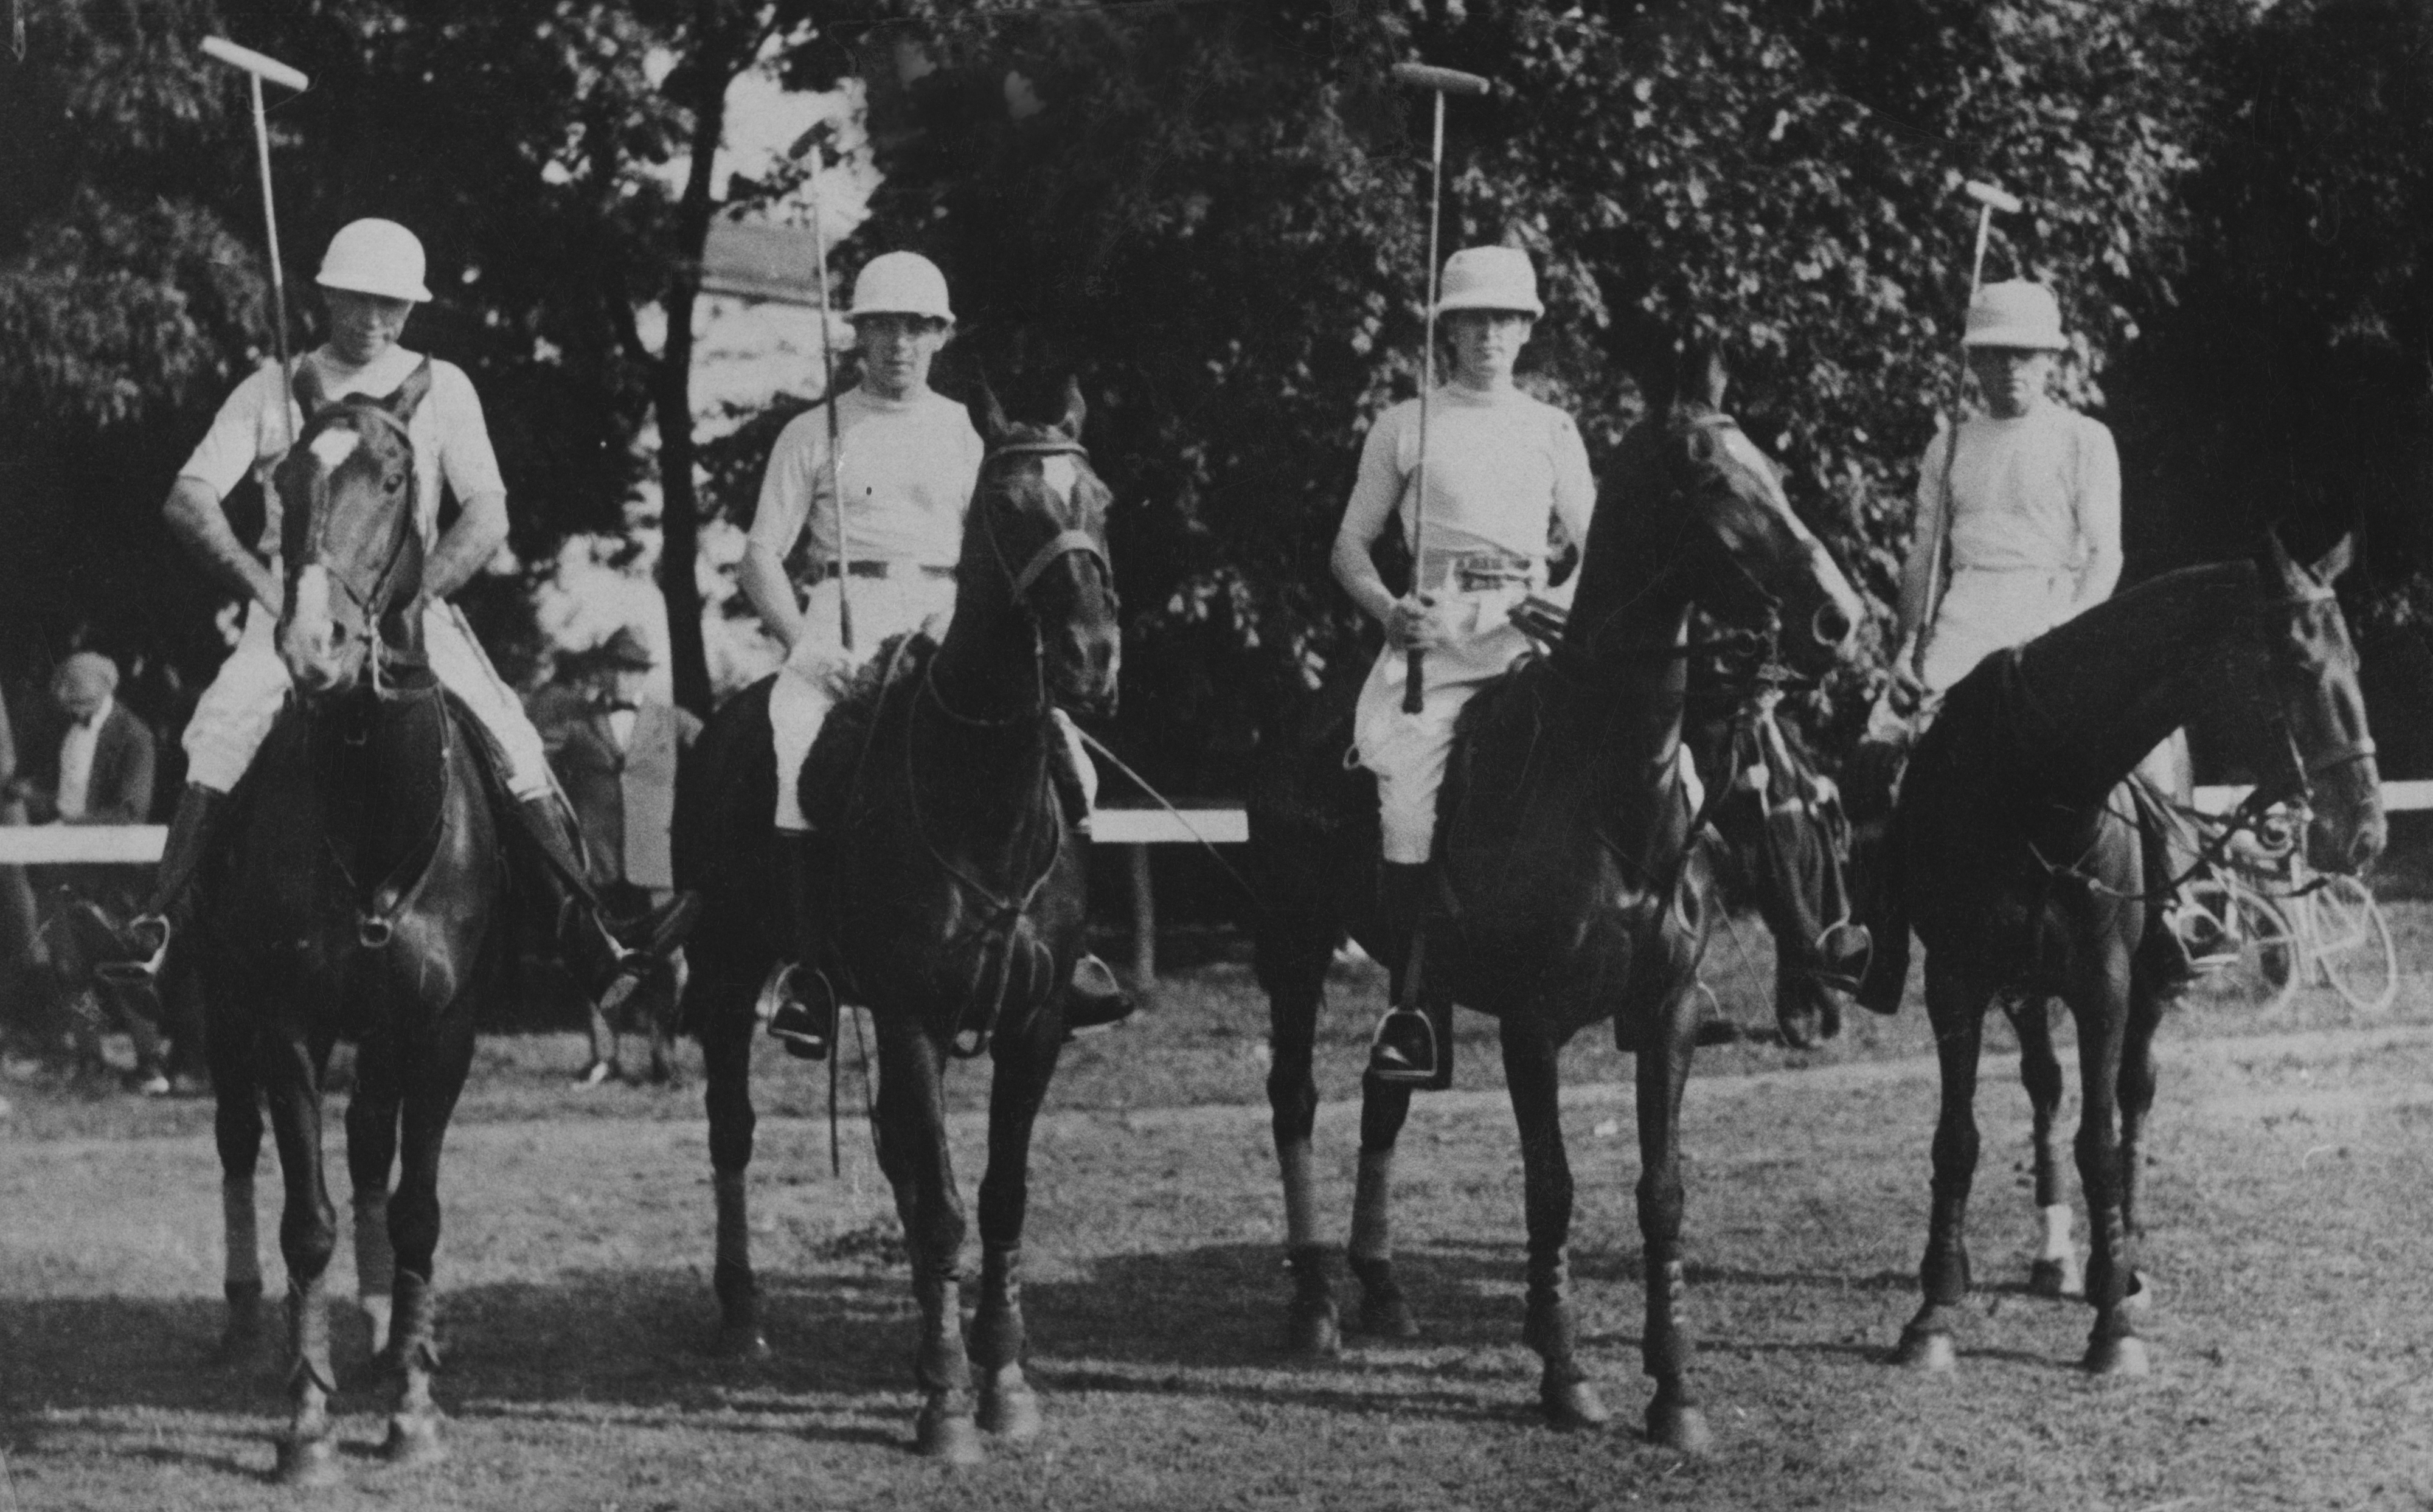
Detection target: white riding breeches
<box><xmin>184</xmin><ymin>600</ymin><xmax>554</xmax><ymax>800</ymax></box>
<box><xmin>768</xmin><ymin>571</ymin><xmax>1098</xmax><ymax>831</ymax></box>
<box><xmin>1918</xmin><ymin>566</ymin><xmax>2081</xmax><ymax>697</ymax></box>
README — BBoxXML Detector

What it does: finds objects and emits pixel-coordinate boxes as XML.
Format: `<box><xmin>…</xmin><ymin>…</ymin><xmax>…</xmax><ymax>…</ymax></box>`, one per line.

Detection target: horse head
<box><xmin>1710</xmin><ymin>699</ymin><xmax>1869</xmax><ymax>1049</ymax></box>
<box><xmin>1569</xmin><ymin>337</ymin><xmax>1861</xmax><ymax>675</ymax></box>
<box><xmin>968</xmin><ymin>377</ymin><xmax>1122</xmax><ymax>717</ymax></box>
<box><xmin>271</xmin><ymin>361</ymin><xmax>429</xmax><ymax>698</ymax></box>
<box><xmin>2243</xmin><ymin>529</ymin><xmax>2384</xmax><ymax>875</ymax></box>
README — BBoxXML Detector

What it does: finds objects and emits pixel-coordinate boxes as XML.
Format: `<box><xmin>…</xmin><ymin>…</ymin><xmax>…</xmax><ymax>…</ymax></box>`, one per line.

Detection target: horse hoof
<box><xmin>2028</xmin><ymin>1256</ymin><xmax>2083</xmax><ymax>1300</ymax></box>
<box><xmin>381</xmin><ymin>1415</ymin><xmax>446</xmax><ymax>1468</ymax></box>
<box><xmin>1358</xmin><ymin>1291</ymin><xmax>1421</xmax><ymax>1342</ymax></box>
<box><xmin>1643</xmin><ymin>1400</ymin><xmax>1713</xmax><ymax>1455</ymax></box>
<box><xmin>914</xmin><ymin>1402</ymin><xmax>986</xmax><ymax>1464</ymax></box>
<box><xmin>1286</xmin><ymin>1297</ymin><xmax>1341</xmax><ymax>1359</ymax></box>
<box><xmin>2084</xmin><ymin>1334</ymin><xmax>2151</xmax><ymax>1378</ymax></box>
<box><xmin>275</xmin><ymin>1435</ymin><xmax>341</xmax><ymax>1488</ymax></box>
<box><xmin>717</xmin><ymin>1323</ymin><xmax>772</xmax><ymax>1363</ymax></box>
<box><xmin>1892</xmin><ymin>1327</ymin><xmax>1958</xmax><ymax>1372</ymax></box>
<box><xmin>977</xmin><ymin>1370</ymin><xmax>1043</xmax><ymax>1440</ymax></box>
<box><xmin>1542</xmin><ymin>1376</ymin><xmax>1611</xmax><ymax>1431</ymax></box>
<box><xmin>342</xmin><ymin>1346</ymin><xmax>399</xmax><ymax>1392</ymax></box>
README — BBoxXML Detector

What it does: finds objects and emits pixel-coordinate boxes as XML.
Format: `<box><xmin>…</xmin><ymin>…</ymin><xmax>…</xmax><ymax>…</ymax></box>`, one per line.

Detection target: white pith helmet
<box><xmin>316</xmin><ymin>218</ymin><xmax>432</xmax><ymax>303</ymax></box>
<box><xmin>1962</xmin><ymin>280</ymin><xmax>2067</xmax><ymax>350</ymax></box>
<box><xmin>1434</xmin><ymin>246</ymin><xmax>1543</xmax><ymax>317</ymax></box>
<box><xmin>849</xmin><ymin>251</ymin><xmax>954</xmax><ymax>322</ymax></box>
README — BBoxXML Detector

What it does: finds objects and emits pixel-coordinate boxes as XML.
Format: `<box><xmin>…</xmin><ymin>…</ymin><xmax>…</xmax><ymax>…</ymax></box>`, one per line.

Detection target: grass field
<box><xmin>4</xmin><ymin>906</ymin><xmax>2432</xmax><ymax>1510</ymax></box>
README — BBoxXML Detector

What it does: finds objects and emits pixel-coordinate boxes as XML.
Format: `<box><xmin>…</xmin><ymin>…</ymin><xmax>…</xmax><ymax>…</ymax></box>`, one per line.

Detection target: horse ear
<box><xmin>973</xmin><ymin>376</ymin><xmax>1011</xmax><ymax>446</ymax></box>
<box><xmin>2311</xmin><ymin>530</ymin><xmax>2357</xmax><ymax>585</ymax></box>
<box><xmin>384</xmin><ymin>357</ymin><xmax>434</xmax><ymax>422</ymax></box>
<box><xmin>1058</xmin><ymin>375</ymin><xmax>1086</xmax><ymax>441</ymax></box>
<box><xmin>2259</xmin><ymin>523</ymin><xmax>2302</xmax><ymax>589</ymax></box>
<box><xmin>1690</xmin><ymin>336</ymin><xmax>1729</xmax><ymax>411</ymax></box>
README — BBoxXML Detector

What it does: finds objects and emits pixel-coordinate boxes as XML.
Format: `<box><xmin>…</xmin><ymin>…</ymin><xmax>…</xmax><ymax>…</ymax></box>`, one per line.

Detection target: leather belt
<box><xmin>804</xmin><ymin>560</ymin><xmax>957</xmax><ymax>587</ymax></box>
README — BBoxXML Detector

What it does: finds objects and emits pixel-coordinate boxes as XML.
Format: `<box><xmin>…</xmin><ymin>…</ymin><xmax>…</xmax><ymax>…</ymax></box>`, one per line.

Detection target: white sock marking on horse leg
<box><xmin>2038</xmin><ymin>1204</ymin><xmax>2074</xmax><ymax>1262</ymax></box>
<box><xmin>353</xmin><ymin>1193</ymin><xmax>394</xmax><ymax>1351</ymax></box>
<box><xmin>1280</xmin><ymin>1142</ymin><xmax>1321</xmax><ymax>1251</ymax></box>
<box><xmin>1349</xmin><ymin>1149</ymin><xmax>1395</xmax><ymax>1263</ymax></box>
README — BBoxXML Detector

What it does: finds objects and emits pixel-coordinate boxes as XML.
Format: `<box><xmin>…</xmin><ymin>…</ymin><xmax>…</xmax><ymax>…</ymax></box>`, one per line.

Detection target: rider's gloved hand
<box><xmin>1386</xmin><ymin>593</ymin><xmax>1451</xmax><ymax>653</ymax></box>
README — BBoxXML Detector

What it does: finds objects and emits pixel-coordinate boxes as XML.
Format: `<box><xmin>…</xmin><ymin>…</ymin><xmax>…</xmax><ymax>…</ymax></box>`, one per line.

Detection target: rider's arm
<box><xmin>741</xmin><ymin>413</ymin><xmax>821</xmax><ymax>654</ymax></box>
<box><xmin>422</xmin><ymin>488</ymin><xmax>508</xmax><ymax>602</ymax></box>
<box><xmin>1331</xmin><ymin>409</ymin><xmax>1443</xmax><ymax>651</ymax></box>
<box><xmin>165</xmin><ymin>476</ymin><xmax>283</xmax><ymax>612</ymax></box>
<box><xmin>1893</xmin><ymin>429</ymin><xmax>1951</xmax><ymax>654</ymax></box>
<box><xmin>423</xmin><ymin>367</ymin><xmax>512</xmax><ymax>602</ymax></box>
<box><xmin>2069</xmin><ymin>420</ymin><xmax>2123</xmax><ymax>615</ymax></box>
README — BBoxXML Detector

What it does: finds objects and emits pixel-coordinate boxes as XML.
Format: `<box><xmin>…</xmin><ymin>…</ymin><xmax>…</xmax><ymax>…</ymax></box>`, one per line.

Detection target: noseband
<box><xmin>980</xmin><ymin>439</ymin><xmax>1112</xmax><ymax>606</ymax></box>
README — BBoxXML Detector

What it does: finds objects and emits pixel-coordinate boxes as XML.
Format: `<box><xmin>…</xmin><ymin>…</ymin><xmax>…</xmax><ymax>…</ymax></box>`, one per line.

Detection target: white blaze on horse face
<box><xmin>293</xmin><ymin>564</ymin><xmax>333</xmax><ymax>637</ymax></box>
<box><xmin>1038</xmin><ymin>455</ymin><xmax>1080</xmax><ymax>511</ymax></box>
<box><xmin>309</xmin><ymin>426</ymin><xmax>362</xmax><ymax>474</ymax></box>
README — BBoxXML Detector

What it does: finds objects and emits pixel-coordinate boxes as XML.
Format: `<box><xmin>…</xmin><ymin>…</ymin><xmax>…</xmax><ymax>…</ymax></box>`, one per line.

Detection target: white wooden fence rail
<box><xmin>6</xmin><ymin>788</ymin><xmax>2421</xmax><ymax>983</ymax></box>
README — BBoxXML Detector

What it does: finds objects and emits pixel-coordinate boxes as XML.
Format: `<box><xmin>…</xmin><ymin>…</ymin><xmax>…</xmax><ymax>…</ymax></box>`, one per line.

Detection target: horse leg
<box><xmin>206</xmin><ymin>1000</ymin><xmax>267</xmax><ymax>1365</ymax></box>
<box><xmin>1347</xmin><ymin>1071</ymin><xmax>1421</xmax><ymax>1340</ymax></box>
<box><xmin>970</xmin><ymin>1010</ymin><xmax>1065</xmax><ymax>1440</ymax></box>
<box><xmin>2075</xmin><ymin>954</ymin><xmax>2150</xmax><ymax>1376</ymax></box>
<box><xmin>1636</xmin><ymin>1002</ymin><xmax>1710</xmax><ymax>1452</ymax></box>
<box><xmin>378</xmin><ymin>1013</ymin><xmax>477</xmax><ymax>1467</ymax></box>
<box><xmin>2006</xmin><ymin>996</ymin><xmax>2081</xmax><ymax>1299</ymax></box>
<box><xmin>1266</xmin><ymin>959</ymin><xmax>1341</xmax><ymax>1357</ymax></box>
<box><xmin>1502</xmin><ymin>1022</ymin><xmax>1608</xmax><ymax>1431</ymax></box>
<box><xmin>343</xmin><ymin>1029</ymin><xmax>401</xmax><ymax>1364</ymax></box>
<box><xmin>2118</xmin><ymin>969</ymin><xmax>2167</xmax><ymax>1311</ymax></box>
<box><xmin>698</xmin><ymin>1004</ymin><xmax>769</xmax><ymax>1360</ymax></box>
<box><xmin>1893</xmin><ymin>958</ymin><xmax>1987</xmax><ymax>1373</ymax></box>
<box><xmin>260</xmin><ymin>1024</ymin><xmax>342</xmax><ymax>1486</ymax></box>
<box><xmin>872</xmin><ymin>1013</ymin><xmax>980</xmax><ymax>1464</ymax></box>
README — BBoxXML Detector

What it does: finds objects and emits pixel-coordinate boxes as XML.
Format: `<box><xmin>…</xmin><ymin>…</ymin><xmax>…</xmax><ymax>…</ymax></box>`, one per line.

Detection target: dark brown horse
<box><xmin>1880</xmin><ymin>532</ymin><xmax>2382</xmax><ymax>1378</ymax></box>
<box><xmin>1251</xmin><ymin>350</ymin><xmax>1863</xmax><ymax>1449</ymax></box>
<box><xmin>189</xmin><ymin>362</ymin><xmax>509</xmax><ymax>1483</ymax></box>
<box><xmin>677</xmin><ymin>381</ymin><xmax>1118</xmax><ymax>1462</ymax></box>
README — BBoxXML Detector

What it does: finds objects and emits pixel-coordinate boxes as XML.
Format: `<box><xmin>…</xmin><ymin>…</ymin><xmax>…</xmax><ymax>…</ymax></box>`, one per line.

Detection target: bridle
<box><xmin>2248</xmin><ymin>584</ymin><xmax>2375</xmax><ymax>813</ymax></box>
<box><xmin>287</xmin><ymin>398</ymin><xmax>421</xmax><ymax>683</ymax></box>
<box><xmin>976</xmin><ymin>437</ymin><xmax>1112</xmax><ymax>606</ymax></box>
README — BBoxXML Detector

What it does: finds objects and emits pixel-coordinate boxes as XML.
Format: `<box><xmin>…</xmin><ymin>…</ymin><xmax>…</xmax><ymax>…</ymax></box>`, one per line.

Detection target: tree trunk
<box><xmin>653</xmin><ymin>18</ymin><xmax>741</xmax><ymax>718</ymax></box>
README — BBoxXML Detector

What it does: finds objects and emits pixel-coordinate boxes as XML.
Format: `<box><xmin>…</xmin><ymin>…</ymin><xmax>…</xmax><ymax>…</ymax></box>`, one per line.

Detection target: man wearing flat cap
<box><xmin>15</xmin><ymin>653</ymin><xmax>156</xmax><ymax>830</ymax></box>
<box><xmin>538</xmin><ymin>626</ymin><xmax>701</xmax><ymax>1086</ymax></box>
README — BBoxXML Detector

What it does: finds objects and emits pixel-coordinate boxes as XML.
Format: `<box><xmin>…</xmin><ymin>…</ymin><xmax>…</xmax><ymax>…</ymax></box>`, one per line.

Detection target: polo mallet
<box><xmin>1911</xmin><ymin>178</ymin><xmax>2024</xmax><ymax>687</ymax></box>
<box><xmin>786</xmin><ymin>125</ymin><xmax>855</xmax><ymax>653</ymax></box>
<box><xmin>1390</xmin><ymin>61</ymin><xmax>1490</xmax><ymax>713</ymax></box>
<box><xmin>201</xmin><ymin>37</ymin><xmax>310</xmax><ymax>451</ymax></box>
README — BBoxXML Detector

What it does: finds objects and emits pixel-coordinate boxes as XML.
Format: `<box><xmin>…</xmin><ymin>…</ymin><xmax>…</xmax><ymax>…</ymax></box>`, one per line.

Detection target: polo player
<box><xmin>1859</xmin><ymin>278</ymin><xmax>2230</xmax><ymax>1008</ymax></box>
<box><xmin>133</xmin><ymin>218</ymin><xmax>693</xmax><ymax>1010</ymax></box>
<box><xmin>1332</xmin><ymin>246</ymin><xmax>1598</xmax><ymax>1084</ymax></box>
<box><xmin>738</xmin><ymin>251</ymin><xmax>1128</xmax><ymax>1061</ymax></box>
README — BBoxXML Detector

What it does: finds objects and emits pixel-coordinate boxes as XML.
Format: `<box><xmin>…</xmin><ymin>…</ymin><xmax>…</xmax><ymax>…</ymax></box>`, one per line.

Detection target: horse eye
<box><xmin>386</xmin><ymin>473</ymin><xmax>407</xmax><ymax>491</ymax></box>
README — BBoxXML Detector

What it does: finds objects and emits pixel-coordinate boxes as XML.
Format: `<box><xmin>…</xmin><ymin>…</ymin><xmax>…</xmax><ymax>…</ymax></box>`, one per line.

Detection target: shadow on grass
<box><xmin>0</xmin><ymin>1235</ymin><xmax>1942</xmax><ymax>1445</ymax></box>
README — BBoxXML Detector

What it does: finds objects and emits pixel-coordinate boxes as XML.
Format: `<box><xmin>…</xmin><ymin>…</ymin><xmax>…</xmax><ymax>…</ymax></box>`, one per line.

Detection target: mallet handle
<box><xmin>810</xmin><ymin>185</ymin><xmax>853</xmax><ymax>653</ymax></box>
<box><xmin>246</xmin><ymin>74</ymin><xmax>294</xmax><ymax>456</ymax></box>
<box><xmin>201</xmin><ymin>36</ymin><xmax>309</xmax><ymax>92</ymax></box>
<box><xmin>1403</xmin><ymin>88</ymin><xmax>1449</xmax><ymax>715</ymax></box>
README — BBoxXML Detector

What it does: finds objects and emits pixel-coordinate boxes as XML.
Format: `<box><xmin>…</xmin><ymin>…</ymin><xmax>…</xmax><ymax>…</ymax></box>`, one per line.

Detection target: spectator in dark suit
<box><xmin>18</xmin><ymin>653</ymin><xmax>158</xmax><ymax>828</ymax></box>
<box><xmin>535</xmin><ymin>627</ymin><xmax>701</xmax><ymax>1086</ymax></box>
<box><xmin>10</xmin><ymin>653</ymin><xmax>170</xmax><ymax>1092</ymax></box>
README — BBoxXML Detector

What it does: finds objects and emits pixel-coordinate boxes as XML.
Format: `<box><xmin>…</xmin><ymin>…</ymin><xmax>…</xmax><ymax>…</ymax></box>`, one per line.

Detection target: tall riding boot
<box><xmin>106</xmin><ymin>783</ymin><xmax>229</xmax><ymax>985</ymax></box>
<box><xmin>1048</xmin><ymin>726</ymin><xmax>1135</xmax><ymax>1036</ymax></box>
<box><xmin>766</xmin><ymin>830</ymin><xmax>840</xmax><ymax>1061</ymax></box>
<box><xmin>1367</xmin><ymin>861</ymin><xmax>1450</xmax><ymax>1085</ymax></box>
<box><xmin>509</xmin><ymin>796</ymin><xmax>697</xmax><ymax>1011</ymax></box>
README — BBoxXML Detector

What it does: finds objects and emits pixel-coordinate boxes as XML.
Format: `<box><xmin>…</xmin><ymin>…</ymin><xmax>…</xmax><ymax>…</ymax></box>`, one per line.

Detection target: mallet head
<box><xmin>1390</xmin><ymin>61</ymin><xmax>1491</xmax><ymax>96</ymax></box>
<box><xmin>1963</xmin><ymin>180</ymin><xmax>2023</xmax><ymax>215</ymax></box>
<box><xmin>200</xmin><ymin>36</ymin><xmax>310</xmax><ymax>92</ymax></box>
